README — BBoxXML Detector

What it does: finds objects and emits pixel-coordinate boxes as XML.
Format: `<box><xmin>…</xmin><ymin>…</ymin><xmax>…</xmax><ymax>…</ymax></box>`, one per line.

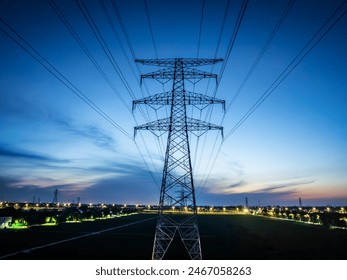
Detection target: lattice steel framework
<box><xmin>133</xmin><ymin>58</ymin><xmax>224</xmax><ymax>260</ymax></box>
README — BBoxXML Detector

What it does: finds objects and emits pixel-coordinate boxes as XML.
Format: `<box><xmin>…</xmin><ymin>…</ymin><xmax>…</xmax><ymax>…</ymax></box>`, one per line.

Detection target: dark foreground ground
<box><xmin>1</xmin><ymin>213</ymin><xmax>346</xmax><ymax>260</ymax></box>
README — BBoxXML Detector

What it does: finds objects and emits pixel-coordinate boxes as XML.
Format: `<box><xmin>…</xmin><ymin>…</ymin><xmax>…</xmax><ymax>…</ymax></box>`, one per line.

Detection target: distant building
<box><xmin>0</xmin><ymin>216</ymin><xmax>12</xmax><ymax>229</ymax></box>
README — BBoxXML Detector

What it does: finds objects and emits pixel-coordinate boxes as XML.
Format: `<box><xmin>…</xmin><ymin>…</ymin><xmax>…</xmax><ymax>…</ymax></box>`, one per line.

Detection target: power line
<box><xmin>198</xmin><ymin>0</ymin><xmax>292</xmax><ymax>188</ymax></box>
<box><xmin>141</xmin><ymin>0</ymin><xmax>171</xmax><ymax>165</ymax></box>
<box><xmin>224</xmin><ymin>0</ymin><xmax>347</xmax><ymax>141</ymax></box>
<box><xmin>98</xmin><ymin>0</ymin><xmax>152</xmax><ymax>121</ymax></box>
<box><xmin>48</xmin><ymin>0</ymin><xmax>159</xmax><ymax>182</ymax></box>
<box><xmin>213</xmin><ymin>0</ymin><xmax>232</xmax><ymax>60</ymax></box>
<box><xmin>144</xmin><ymin>0</ymin><xmax>159</xmax><ymax>59</ymax></box>
<box><xmin>99</xmin><ymin>0</ymin><xmax>164</xmax><ymax>185</ymax></box>
<box><xmin>98</xmin><ymin>0</ymin><xmax>140</xmax><ymax>87</ymax></box>
<box><xmin>191</xmin><ymin>0</ymin><xmax>207</xmax><ymax>171</ymax></box>
<box><xmin>105</xmin><ymin>0</ymin><xmax>167</xmax><ymax>187</ymax></box>
<box><xmin>0</xmin><ymin>17</ymin><xmax>133</xmax><ymax>140</ymax></box>
<box><xmin>0</xmin><ymin>8</ymin><xmax>161</xmax><ymax>191</ymax></box>
<box><xmin>47</xmin><ymin>0</ymin><xmax>132</xmax><ymax>114</ymax></box>
<box><xmin>194</xmin><ymin>0</ymin><xmax>232</xmax><ymax>172</ymax></box>
<box><xmin>108</xmin><ymin>0</ymin><xmax>166</xmax><ymax>178</ymax></box>
<box><xmin>202</xmin><ymin>0</ymin><xmax>232</xmax><ymax>97</ymax></box>
<box><xmin>196</xmin><ymin>137</ymin><xmax>223</xmax><ymax>199</ymax></box>
<box><xmin>216</xmin><ymin>0</ymin><xmax>249</xmax><ymax>89</ymax></box>
<box><xmin>109</xmin><ymin>0</ymin><xmax>152</xmax><ymax>97</ymax></box>
<box><xmin>201</xmin><ymin>0</ymin><xmax>294</xmax><ymax>185</ymax></box>
<box><xmin>200</xmin><ymin>0</ymin><xmax>346</xmax><ymax>193</ymax></box>
<box><xmin>225</xmin><ymin>0</ymin><xmax>296</xmax><ymax>112</ymax></box>
<box><xmin>102</xmin><ymin>0</ymin><xmax>165</xmax><ymax>186</ymax></box>
<box><xmin>196</xmin><ymin>0</ymin><xmax>205</xmax><ymax>58</ymax></box>
<box><xmin>75</xmin><ymin>0</ymin><xmax>137</xmax><ymax>101</ymax></box>
<box><xmin>134</xmin><ymin>138</ymin><xmax>160</xmax><ymax>189</ymax></box>
<box><xmin>195</xmin><ymin>0</ymin><xmax>248</xmax><ymax>189</ymax></box>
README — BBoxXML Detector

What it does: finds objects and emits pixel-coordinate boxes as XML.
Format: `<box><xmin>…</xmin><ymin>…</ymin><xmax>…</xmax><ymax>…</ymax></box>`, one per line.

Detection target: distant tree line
<box><xmin>260</xmin><ymin>208</ymin><xmax>347</xmax><ymax>228</ymax></box>
<box><xmin>0</xmin><ymin>205</ymin><xmax>137</xmax><ymax>227</ymax></box>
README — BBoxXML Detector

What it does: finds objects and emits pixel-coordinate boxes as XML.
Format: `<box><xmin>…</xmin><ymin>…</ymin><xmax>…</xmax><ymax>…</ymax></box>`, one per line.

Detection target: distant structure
<box><xmin>53</xmin><ymin>189</ymin><xmax>58</xmax><ymax>204</ymax></box>
<box><xmin>77</xmin><ymin>196</ymin><xmax>80</xmax><ymax>205</ymax></box>
<box><xmin>245</xmin><ymin>197</ymin><xmax>249</xmax><ymax>208</ymax></box>
<box><xmin>133</xmin><ymin>58</ymin><xmax>224</xmax><ymax>260</ymax></box>
<box><xmin>299</xmin><ymin>197</ymin><xmax>302</xmax><ymax>208</ymax></box>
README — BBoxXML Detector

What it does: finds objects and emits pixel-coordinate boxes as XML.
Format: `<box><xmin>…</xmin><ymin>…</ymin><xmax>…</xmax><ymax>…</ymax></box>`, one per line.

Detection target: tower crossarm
<box><xmin>135</xmin><ymin>58</ymin><xmax>223</xmax><ymax>67</ymax></box>
<box><xmin>134</xmin><ymin>117</ymin><xmax>223</xmax><ymax>137</ymax></box>
<box><xmin>133</xmin><ymin>91</ymin><xmax>225</xmax><ymax>111</ymax></box>
<box><xmin>140</xmin><ymin>68</ymin><xmax>217</xmax><ymax>84</ymax></box>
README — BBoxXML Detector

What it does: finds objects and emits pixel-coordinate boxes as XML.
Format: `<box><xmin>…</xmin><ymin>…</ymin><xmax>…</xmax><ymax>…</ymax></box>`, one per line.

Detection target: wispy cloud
<box><xmin>227</xmin><ymin>181</ymin><xmax>245</xmax><ymax>189</ymax></box>
<box><xmin>252</xmin><ymin>180</ymin><xmax>316</xmax><ymax>193</ymax></box>
<box><xmin>0</xmin><ymin>146</ymin><xmax>69</xmax><ymax>163</ymax></box>
<box><xmin>0</xmin><ymin>97</ymin><xmax>45</xmax><ymax>121</ymax></box>
<box><xmin>52</xmin><ymin>116</ymin><xmax>116</xmax><ymax>151</ymax></box>
<box><xmin>204</xmin><ymin>177</ymin><xmax>315</xmax><ymax>201</ymax></box>
<box><xmin>206</xmin><ymin>180</ymin><xmax>246</xmax><ymax>195</ymax></box>
<box><xmin>0</xmin><ymin>157</ymin><xmax>160</xmax><ymax>203</ymax></box>
<box><xmin>82</xmin><ymin>166</ymin><xmax>159</xmax><ymax>204</ymax></box>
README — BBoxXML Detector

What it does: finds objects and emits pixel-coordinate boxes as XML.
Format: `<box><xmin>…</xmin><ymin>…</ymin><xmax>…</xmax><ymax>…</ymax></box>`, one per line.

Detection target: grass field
<box><xmin>1</xmin><ymin>213</ymin><xmax>346</xmax><ymax>260</ymax></box>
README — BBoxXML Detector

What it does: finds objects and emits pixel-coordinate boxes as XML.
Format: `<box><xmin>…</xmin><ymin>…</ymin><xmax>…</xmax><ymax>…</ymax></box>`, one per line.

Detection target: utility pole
<box><xmin>133</xmin><ymin>58</ymin><xmax>224</xmax><ymax>260</ymax></box>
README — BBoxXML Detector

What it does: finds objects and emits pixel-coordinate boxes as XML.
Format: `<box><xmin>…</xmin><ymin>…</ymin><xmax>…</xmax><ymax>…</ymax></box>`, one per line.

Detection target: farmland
<box><xmin>1</xmin><ymin>213</ymin><xmax>346</xmax><ymax>260</ymax></box>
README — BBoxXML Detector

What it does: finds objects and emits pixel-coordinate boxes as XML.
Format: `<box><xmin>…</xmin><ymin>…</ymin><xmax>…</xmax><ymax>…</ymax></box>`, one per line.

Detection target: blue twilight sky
<box><xmin>0</xmin><ymin>0</ymin><xmax>346</xmax><ymax>206</ymax></box>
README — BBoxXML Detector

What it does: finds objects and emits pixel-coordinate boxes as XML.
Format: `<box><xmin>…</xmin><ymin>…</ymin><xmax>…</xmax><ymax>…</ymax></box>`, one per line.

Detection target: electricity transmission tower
<box><xmin>133</xmin><ymin>58</ymin><xmax>224</xmax><ymax>260</ymax></box>
<box><xmin>53</xmin><ymin>189</ymin><xmax>58</xmax><ymax>204</ymax></box>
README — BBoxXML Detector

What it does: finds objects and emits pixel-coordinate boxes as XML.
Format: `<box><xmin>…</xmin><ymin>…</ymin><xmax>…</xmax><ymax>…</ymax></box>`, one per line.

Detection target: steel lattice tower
<box><xmin>53</xmin><ymin>189</ymin><xmax>58</xmax><ymax>204</ymax></box>
<box><xmin>133</xmin><ymin>58</ymin><xmax>224</xmax><ymax>260</ymax></box>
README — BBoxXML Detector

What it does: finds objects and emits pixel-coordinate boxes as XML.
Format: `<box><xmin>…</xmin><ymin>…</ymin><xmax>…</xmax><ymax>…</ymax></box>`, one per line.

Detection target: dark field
<box><xmin>1</xmin><ymin>213</ymin><xmax>346</xmax><ymax>260</ymax></box>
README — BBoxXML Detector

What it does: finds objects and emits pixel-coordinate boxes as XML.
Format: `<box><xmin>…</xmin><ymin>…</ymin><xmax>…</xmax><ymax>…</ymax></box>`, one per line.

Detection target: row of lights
<box><xmin>1</xmin><ymin>201</ymin><xmax>345</xmax><ymax>213</ymax></box>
